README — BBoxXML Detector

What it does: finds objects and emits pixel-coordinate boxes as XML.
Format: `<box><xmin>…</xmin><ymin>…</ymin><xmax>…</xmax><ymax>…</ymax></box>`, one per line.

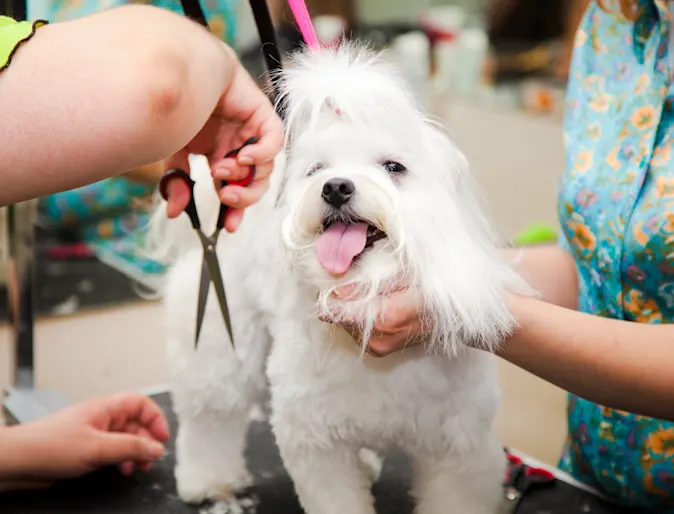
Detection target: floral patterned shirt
<box><xmin>44</xmin><ymin>0</ymin><xmax>239</xmax><ymax>46</ymax></box>
<box><xmin>558</xmin><ymin>0</ymin><xmax>674</xmax><ymax>509</ymax></box>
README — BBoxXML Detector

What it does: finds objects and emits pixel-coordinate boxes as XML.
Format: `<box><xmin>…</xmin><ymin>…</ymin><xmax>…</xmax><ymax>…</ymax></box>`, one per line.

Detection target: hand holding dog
<box><xmin>328</xmin><ymin>287</ymin><xmax>427</xmax><ymax>357</ymax></box>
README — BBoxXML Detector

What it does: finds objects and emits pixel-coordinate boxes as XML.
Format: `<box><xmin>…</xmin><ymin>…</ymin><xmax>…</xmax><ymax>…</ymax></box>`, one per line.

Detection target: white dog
<box><xmin>150</xmin><ymin>42</ymin><xmax>529</xmax><ymax>514</ymax></box>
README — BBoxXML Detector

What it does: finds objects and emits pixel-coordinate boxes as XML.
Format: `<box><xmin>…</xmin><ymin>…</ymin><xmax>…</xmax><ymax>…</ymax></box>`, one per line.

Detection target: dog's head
<box><xmin>275</xmin><ymin>43</ymin><xmax>529</xmax><ymax>354</ymax></box>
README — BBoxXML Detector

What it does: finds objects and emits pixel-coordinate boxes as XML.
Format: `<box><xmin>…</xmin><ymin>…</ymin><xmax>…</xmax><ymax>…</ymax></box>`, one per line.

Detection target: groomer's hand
<box><xmin>323</xmin><ymin>287</ymin><xmax>427</xmax><ymax>357</ymax></box>
<box><xmin>0</xmin><ymin>393</ymin><xmax>170</xmax><ymax>492</ymax></box>
<box><xmin>164</xmin><ymin>48</ymin><xmax>284</xmax><ymax>232</ymax></box>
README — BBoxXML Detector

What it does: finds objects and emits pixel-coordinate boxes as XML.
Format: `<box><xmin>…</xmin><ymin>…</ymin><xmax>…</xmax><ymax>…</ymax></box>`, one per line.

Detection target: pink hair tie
<box><xmin>287</xmin><ymin>0</ymin><xmax>345</xmax><ymax>117</ymax></box>
<box><xmin>287</xmin><ymin>0</ymin><xmax>320</xmax><ymax>51</ymax></box>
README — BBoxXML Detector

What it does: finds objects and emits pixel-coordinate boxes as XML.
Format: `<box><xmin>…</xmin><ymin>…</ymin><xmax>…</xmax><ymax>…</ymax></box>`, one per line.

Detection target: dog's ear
<box><xmin>394</xmin><ymin>118</ymin><xmax>524</xmax><ymax>356</ymax></box>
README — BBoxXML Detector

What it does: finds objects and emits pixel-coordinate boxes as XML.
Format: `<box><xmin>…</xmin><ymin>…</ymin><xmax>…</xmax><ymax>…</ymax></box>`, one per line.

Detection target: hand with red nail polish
<box><xmin>163</xmin><ymin>47</ymin><xmax>284</xmax><ymax>233</ymax></box>
<box><xmin>0</xmin><ymin>393</ymin><xmax>170</xmax><ymax>492</ymax></box>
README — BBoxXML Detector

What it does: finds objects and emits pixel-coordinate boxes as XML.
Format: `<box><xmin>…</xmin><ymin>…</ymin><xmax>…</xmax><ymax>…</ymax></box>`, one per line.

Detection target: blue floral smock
<box><xmin>558</xmin><ymin>0</ymin><xmax>674</xmax><ymax>509</ymax></box>
<box><xmin>44</xmin><ymin>0</ymin><xmax>239</xmax><ymax>44</ymax></box>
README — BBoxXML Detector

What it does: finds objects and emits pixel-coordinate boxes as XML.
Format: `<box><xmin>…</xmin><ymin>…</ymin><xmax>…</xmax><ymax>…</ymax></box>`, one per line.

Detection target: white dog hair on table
<box><xmin>149</xmin><ymin>41</ymin><xmax>531</xmax><ymax>514</ymax></box>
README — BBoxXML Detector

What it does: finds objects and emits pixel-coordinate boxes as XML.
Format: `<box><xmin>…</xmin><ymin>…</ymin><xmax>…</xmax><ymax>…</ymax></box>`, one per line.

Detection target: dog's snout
<box><xmin>321</xmin><ymin>178</ymin><xmax>355</xmax><ymax>208</ymax></box>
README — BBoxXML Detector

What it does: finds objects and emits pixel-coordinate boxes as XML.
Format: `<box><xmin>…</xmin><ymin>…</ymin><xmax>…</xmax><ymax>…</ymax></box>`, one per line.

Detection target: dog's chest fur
<box><xmin>265</xmin><ymin>312</ymin><xmax>500</xmax><ymax>450</ymax></box>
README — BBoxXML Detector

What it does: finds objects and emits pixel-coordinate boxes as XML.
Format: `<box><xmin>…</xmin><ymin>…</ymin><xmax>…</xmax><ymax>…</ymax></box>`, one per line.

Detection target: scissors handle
<box><xmin>216</xmin><ymin>136</ymin><xmax>259</xmax><ymax>230</ymax></box>
<box><xmin>159</xmin><ymin>169</ymin><xmax>201</xmax><ymax>230</ymax></box>
<box><xmin>504</xmin><ymin>463</ymin><xmax>524</xmax><ymax>488</ymax></box>
<box><xmin>522</xmin><ymin>467</ymin><xmax>555</xmax><ymax>488</ymax></box>
<box><xmin>223</xmin><ymin>136</ymin><xmax>259</xmax><ymax>186</ymax></box>
<box><xmin>503</xmin><ymin>452</ymin><xmax>523</xmax><ymax>487</ymax></box>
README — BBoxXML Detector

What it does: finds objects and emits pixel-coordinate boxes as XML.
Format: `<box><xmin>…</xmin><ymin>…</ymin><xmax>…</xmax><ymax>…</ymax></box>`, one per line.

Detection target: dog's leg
<box><xmin>173</xmin><ymin>399</ymin><xmax>253</xmax><ymax>503</ymax></box>
<box><xmin>412</xmin><ymin>429</ymin><xmax>505</xmax><ymax>514</ymax></box>
<box><xmin>169</xmin><ymin>314</ymin><xmax>271</xmax><ymax>504</ymax></box>
<box><xmin>275</xmin><ymin>438</ymin><xmax>377</xmax><ymax>514</ymax></box>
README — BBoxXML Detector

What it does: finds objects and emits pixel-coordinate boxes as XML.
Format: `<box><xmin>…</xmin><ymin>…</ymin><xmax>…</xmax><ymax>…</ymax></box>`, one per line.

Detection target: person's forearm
<box><xmin>0</xmin><ymin>5</ymin><xmax>236</xmax><ymax>206</ymax></box>
<box><xmin>501</xmin><ymin>296</ymin><xmax>674</xmax><ymax>421</ymax></box>
<box><xmin>0</xmin><ymin>426</ymin><xmax>36</xmax><ymax>486</ymax></box>
<box><xmin>503</xmin><ymin>244</ymin><xmax>578</xmax><ymax>310</ymax></box>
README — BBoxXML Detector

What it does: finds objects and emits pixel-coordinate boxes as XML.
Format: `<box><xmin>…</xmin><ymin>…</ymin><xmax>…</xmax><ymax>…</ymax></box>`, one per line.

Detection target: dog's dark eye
<box><xmin>307</xmin><ymin>163</ymin><xmax>325</xmax><ymax>176</ymax></box>
<box><xmin>381</xmin><ymin>160</ymin><xmax>406</xmax><ymax>174</ymax></box>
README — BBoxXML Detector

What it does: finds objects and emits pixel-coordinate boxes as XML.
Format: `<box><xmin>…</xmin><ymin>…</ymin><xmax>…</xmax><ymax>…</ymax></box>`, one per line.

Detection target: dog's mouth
<box><xmin>321</xmin><ymin>218</ymin><xmax>387</xmax><ymax>248</ymax></box>
<box><xmin>315</xmin><ymin>216</ymin><xmax>387</xmax><ymax>275</ymax></box>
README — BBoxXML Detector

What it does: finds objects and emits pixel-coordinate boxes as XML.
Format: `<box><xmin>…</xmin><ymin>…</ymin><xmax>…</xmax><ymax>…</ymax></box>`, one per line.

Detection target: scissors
<box><xmin>500</xmin><ymin>451</ymin><xmax>556</xmax><ymax>514</ymax></box>
<box><xmin>159</xmin><ymin>136</ymin><xmax>259</xmax><ymax>348</ymax></box>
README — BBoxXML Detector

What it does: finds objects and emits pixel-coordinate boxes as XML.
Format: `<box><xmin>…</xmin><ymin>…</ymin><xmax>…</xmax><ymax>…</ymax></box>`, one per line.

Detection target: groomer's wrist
<box><xmin>0</xmin><ymin>425</ymin><xmax>31</xmax><ymax>481</ymax></box>
<box><xmin>493</xmin><ymin>293</ymin><xmax>541</xmax><ymax>362</ymax></box>
<box><xmin>0</xmin><ymin>425</ymin><xmax>55</xmax><ymax>492</ymax></box>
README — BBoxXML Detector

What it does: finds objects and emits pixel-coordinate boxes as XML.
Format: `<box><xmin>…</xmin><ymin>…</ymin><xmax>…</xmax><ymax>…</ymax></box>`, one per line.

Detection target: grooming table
<box><xmin>0</xmin><ymin>390</ymin><xmax>633</xmax><ymax>514</ymax></box>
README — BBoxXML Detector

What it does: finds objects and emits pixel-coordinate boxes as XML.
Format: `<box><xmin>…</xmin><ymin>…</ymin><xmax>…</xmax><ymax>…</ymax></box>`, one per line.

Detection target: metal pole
<box><xmin>6</xmin><ymin>201</ymin><xmax>37</xmax><ymax>389</ymax></box>
<box><xmin>3</xmin><ymin>200</ymin><xmax>70</xmax><ymax>425</ymax></box>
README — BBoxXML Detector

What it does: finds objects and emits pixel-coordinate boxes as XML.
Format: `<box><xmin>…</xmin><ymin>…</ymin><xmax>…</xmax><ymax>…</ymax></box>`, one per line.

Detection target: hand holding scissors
<box><xmin>159</xmin><ymin>137</ymin><xmax>259</xmax><ymax>348</ymax></box>
<box><xmin>163</xmin><ymin>53</ymin><xmax>283</xmax><ymax>232</ymax></box>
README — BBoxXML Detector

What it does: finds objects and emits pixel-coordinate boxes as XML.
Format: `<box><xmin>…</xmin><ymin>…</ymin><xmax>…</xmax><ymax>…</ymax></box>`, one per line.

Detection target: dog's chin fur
<box><xmin>149</xmin><ymin>42</ymin><xmax>532</xmax><ymax>513</ymax></box>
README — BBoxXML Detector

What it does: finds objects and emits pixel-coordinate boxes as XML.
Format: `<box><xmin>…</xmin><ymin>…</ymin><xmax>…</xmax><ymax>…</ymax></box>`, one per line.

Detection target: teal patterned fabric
<box><xmin>39</xmin><ymin>178</ymin><xmax>165</xmax><ymax>289</ymax></box>
<box><xmin>557</xmin><ymin>0</ymin><xmax>674</xmax><ymax>510</ymax></box>
<box><xmin>39</xmin><ymin>0</ymin><xmax>240</xmax><ymax>287</ymax></box>
<box><xmin>44</xmin><ymin>0</ymin><xmax>239</xmax><ymax>47</ymax></box>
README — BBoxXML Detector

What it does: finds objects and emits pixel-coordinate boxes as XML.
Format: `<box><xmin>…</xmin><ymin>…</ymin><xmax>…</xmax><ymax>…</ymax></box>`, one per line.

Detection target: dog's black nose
<box><xmin>321</xmin><ymin>178</ymin><xmax>355</xmax><ymax>208</ymax></box>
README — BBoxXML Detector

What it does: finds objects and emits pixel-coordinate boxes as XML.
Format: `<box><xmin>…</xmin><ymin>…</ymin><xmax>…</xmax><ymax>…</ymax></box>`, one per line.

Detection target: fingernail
<box><xmin>221</xmin><ymin>192</ymin><xmax>238</xmax><ymax>204</ymax></box>
<box><xmin>238</xmin><ymin>154</ymin><xmax>253</xmax><ymax>165</ymax></box>
<box><xmin>145</xmin><ymin>441</ymin><xmax>165</xmax><ymax>459</ymax></box>
<box><xmin>215</xmin><ymin>166</ymin><xmax>230</xmax><ymax>178</ymax></box>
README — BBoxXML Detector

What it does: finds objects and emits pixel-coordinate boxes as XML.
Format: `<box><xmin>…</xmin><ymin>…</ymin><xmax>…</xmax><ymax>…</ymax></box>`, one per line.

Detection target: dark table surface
<box><xmin>0</xmin><ymin>392</ymin><xmax>635</xmax><ymax>514</ymax></box>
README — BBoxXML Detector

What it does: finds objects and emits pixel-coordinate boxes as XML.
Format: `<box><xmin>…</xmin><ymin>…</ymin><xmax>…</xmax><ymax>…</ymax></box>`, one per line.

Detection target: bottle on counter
<box><xmin>452</xmin><ymin>27</ymin><xmax>490</xmax><ymax>99</ymax></box>
<box><xmin>391</xmin><ymin>31</ymin><xmax>431</xmax><ymax>112</ymax></box>
<box><xmin>418</xmin><ymin>5</ymin><xmax>466</xmax><ymax>98</ymax></box>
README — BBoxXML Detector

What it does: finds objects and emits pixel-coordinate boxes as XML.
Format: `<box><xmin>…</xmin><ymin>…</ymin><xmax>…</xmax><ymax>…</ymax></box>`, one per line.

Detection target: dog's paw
<box><xmin>175</xmin><ymin>465</ymin><xmax>254</xmax><ymax>504</ymax></box>
<box><xmin>358</xmin><ymin>448</ymin><xmax>383</xmax><ymax>482</ymax></box>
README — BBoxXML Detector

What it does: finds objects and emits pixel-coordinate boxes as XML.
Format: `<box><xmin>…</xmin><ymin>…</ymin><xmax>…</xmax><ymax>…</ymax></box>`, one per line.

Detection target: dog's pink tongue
<box><xmin>316</xmin><ymin>222</ymin><xmax>368</xmax><ymax>275</ymax></box>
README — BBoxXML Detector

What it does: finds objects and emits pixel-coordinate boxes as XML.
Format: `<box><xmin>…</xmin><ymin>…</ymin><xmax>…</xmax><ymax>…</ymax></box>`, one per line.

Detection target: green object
<box><xmin>513</xmin><ymin>223</ymin><xmax>558</xmax><ymax>246</ymax></box>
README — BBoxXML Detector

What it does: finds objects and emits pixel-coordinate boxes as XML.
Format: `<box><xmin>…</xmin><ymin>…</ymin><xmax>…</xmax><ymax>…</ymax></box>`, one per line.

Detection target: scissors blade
<box><xmin>194</xmin><ymin>258</ymin><xmax>211</xmax><ymax>349</ymax></box>
<box><xmin>203</xmin><ymin>246</ymin><xmax>235</xmax><ymax>347</ymax></box>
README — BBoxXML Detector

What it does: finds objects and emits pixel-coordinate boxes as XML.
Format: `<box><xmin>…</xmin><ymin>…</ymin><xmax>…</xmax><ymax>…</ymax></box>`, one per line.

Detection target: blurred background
<box><xmin>0</xmin><ymin>0</ymin><xmax>589</xmax><ymax>465</ymax></box>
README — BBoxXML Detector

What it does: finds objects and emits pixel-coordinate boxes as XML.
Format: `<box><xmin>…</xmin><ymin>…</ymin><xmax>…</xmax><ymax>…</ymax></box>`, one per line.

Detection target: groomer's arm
<box><xmin>334</xmin><ymin>243</ymin><xmax>579</xmax><ymax>356</ymax></box>
<box><xmin>0</xmin><ymin>5</ymin><xmax>236</xmax><ymax>205</ymax></box>
<box><xmin>334</xmin><ymin>243</ymin><xmax>674</xmax><ymax>420</ymax></box>
<box><xmin>501</xmin><ymin>295</ymin><xmax>674</xmax><ymax>422</ymax></box>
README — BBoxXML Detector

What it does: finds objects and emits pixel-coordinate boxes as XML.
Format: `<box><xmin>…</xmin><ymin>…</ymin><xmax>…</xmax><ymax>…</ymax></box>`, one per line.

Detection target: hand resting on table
<box><xmin>0</xmin><ymin>393</ymin><xmax>170</xmax><ymax>493</ymax></box>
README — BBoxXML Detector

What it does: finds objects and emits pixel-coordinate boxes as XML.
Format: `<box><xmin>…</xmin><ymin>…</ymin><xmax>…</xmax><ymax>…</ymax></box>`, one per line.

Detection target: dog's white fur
<box><xmin>149</xmin><ymin>42</ymin><xmax>530</xmax><ymax>514</ymax></box>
